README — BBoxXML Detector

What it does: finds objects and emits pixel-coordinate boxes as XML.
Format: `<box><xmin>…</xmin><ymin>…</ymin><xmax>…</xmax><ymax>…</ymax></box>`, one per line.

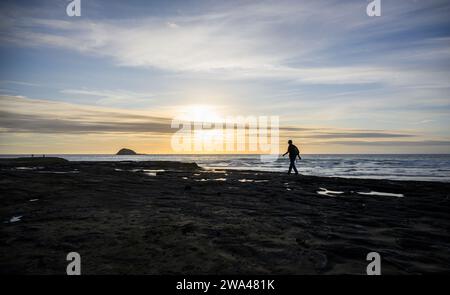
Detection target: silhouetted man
<box><xmin>282</xmin><ymin>140</ymin><xmax>301</xmax><ymax>175</ymax></box>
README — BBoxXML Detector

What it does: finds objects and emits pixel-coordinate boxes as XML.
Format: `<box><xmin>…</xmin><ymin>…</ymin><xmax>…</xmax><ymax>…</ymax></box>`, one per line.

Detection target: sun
<box><xmin>174</xmin><ymin>104</ymin><xmax>225</xmax><ymax>152</ymax></box>
<box><xmin>178</xmin><ymin>104</ymin><xmax>222</xmax><ymax>123</ymax></box>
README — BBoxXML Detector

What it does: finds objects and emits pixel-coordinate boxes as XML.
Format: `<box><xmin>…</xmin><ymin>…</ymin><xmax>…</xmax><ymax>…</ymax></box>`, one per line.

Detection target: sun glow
<box><xmin>178</xmin><ymin>105</ymin><xmax>222</xmax><ymax>123</ymax></box>
<box><xmin>177</xmin><ymin>105</ymin><xmax>225</xmax><ymax>151</ymax></box>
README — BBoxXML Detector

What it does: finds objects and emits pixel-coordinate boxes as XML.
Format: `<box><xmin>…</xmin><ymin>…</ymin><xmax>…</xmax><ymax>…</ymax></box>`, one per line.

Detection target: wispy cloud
<box><xmin>0</xmin><ymin>80</ymin><xmax>42</xmax><ymax>87</ymax></box>
<box><xmin>326</xmin><ymin>140</ymin><xmax>450</xmax><ymax>146</ymax></box>
<box><xmin>298</xmin><ymin>132</ymin><xmax>414</xmax><ymax>139</ymax></box>
<box><xmin>60</xmin><ymin>88</ymin><xmax>154</xmax><ymax>105</ymax></box>
<box><xmin>0</xmin><ymin>95</ymin><xmax>171</xmax><ymax>134</ymax></box>
<box><xmin>1</xmin><ymin>1</ymin><xmax>449</xmax><ymax>87</ymax></box>
<box><xmin>0</xmin><ymin>95</ymin><xmax>424</xmax><ymax>141</ymax></box>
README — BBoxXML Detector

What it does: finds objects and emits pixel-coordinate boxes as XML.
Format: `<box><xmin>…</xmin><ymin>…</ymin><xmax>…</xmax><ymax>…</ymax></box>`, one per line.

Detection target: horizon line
<box><xmin>1</xmin><ymin>153</ymin><xmax>450</xmax><ymax>156</ymax></box>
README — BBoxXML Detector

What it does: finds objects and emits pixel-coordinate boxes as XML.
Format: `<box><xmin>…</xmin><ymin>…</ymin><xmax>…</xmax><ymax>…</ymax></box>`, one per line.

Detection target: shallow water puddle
<box><xmin>284</xmin><ymin>182</ymin><xmax>291</xmax><ymax>190</ymax></box>
<box><xmin>202</xmin><ymin>170</ymin><xmax>227</xmax><ymax>174</ymax></box>
<box><xmin>38</xmin><ymin>171</ymin><xmax>79</xmax><ymax>174</ymax></box>
<box><xmin>238</xmin><ymin>179</ymin><xmax>253</xmax><ymax>182</ymax></box>
<box><xmin>317</xmin><ymin>187</ymin><xmax>344</xmax><ymax>197</ymax></box>
<box><xmin>14</xmin><ymin>167</ymin><xmax>43</xmax><ymax>170</ymax></box>
<box><xmin>357</xmin><ymin>191</ymin><xmax>404</xmax><ymax>198</ymax></box>
<box><xmin>141</xmin><ymin>169</ymin><xmax>165</xmax><ymax>176</ymax></box>
<box><xmin>4</xmin><ymin>216</ymin><xmax>23</xmax><ymax>223</ymax></box>
<box><xmin>238</xmin><ymin>179</ymin><xmax>269</xmax><ymax>183</ymax></box>
<box><xmin>194</xmin><ymin>178</ymin><xmax>227</xmax><ymax>182</ymax></box>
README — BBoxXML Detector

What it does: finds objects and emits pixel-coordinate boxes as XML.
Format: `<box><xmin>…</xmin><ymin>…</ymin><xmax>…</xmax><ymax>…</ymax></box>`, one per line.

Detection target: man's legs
<box><xmin>289</xmin><ymin>157</ymin><xmax>298</xmax><ymax>174</ymax></box>
<box><xmin>292</xmin><ymin>158</ymin><xmax>298</xmax><ymax>174</ymax></box>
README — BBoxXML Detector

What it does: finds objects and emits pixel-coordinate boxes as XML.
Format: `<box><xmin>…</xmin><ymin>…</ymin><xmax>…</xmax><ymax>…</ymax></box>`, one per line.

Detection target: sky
<box><xmin>0</xmin><ymin>0</ymin><xmax>449</xmax><ymax>154</ymax></box>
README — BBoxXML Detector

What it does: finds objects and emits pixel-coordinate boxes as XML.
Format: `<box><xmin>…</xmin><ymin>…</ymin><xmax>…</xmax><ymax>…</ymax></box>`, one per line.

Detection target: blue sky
<box><xmin>0</xmin><ymin>0</ymin><xmax>449</xmax><ymax>153</ymax></box>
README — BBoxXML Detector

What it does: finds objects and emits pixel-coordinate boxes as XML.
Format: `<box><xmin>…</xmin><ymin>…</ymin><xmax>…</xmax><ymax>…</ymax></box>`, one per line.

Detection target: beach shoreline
<box><xmin>1</xmin><ymin>158</ymin><xmax>449</xmax><ymax>274</ymax></box>
<box><xmin>2</xmin><ymin>154</ymin><xmax>449</xmax><ymax>182</ymax></box>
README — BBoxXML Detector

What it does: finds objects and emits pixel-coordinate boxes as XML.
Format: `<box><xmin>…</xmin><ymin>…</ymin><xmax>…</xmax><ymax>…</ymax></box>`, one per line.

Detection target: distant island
<box><xmin>116</xmin><ymin>148</ymin><xmax>139</xmax><ymax>155</ymax></box>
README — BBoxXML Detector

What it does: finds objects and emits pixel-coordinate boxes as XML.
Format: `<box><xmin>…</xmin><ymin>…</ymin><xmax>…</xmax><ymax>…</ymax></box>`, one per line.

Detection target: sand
<box><xmin>1</xmin><ymin>158</ymin><xmax>449</xmax><ymax>274</ymax></box>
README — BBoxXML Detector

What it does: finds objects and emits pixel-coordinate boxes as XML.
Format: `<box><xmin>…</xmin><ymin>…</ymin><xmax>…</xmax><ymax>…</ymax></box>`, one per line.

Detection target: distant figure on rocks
<box><xmin>282</xmin><ymin>139</ymin><xmax>301</xmax><ymax>175</ymax></box>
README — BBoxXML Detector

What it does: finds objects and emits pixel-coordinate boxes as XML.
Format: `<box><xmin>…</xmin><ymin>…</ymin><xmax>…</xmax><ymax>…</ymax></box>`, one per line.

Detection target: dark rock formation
<box><xmin>116</xmin><ymin>148</ymin><xmax>137</xmax><ymax>155</ymax></box>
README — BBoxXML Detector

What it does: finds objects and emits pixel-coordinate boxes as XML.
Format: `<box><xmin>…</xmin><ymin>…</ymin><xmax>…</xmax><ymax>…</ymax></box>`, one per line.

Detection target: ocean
<box><xmin>2</xmin><ymin>154</ymin><xmax>450</xmax><ymax>182</ymax></box>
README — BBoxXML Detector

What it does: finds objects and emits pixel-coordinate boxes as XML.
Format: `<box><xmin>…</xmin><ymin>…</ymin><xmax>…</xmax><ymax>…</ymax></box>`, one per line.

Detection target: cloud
<box><xmin>298</xmin><ymin>132</ymin><xmax>414</xmax><ymax>139</ymax></box>
<box><xmin>0</xmin><ymin>95</ymin><xmax>423</xmax><ymax>143</ymax></box>
<box><xmin>1</xmin><ymin>1</ymin><xmax>449</xmax><ymax>87</ymax></box>
<box><xmin>0</xmin><ymin>80</ymin><xmax>42</xmax><ymax>87</ymax></box>
<box><xmin>0</xmin><ymin>110</ymin><xmax>171</xmax><ymax>134</ymax></box>
<box><xmin>0</xmin><ymin>95</ymin><xmax>172</xmax><ymax>134</ymax></box>
<box><xmin>60</xmin><ymin>88</ymin><xmax>154</xmax><ymax>105</ymax></box>
<box><xmin>280</xmin><ymin>126</ymin><xmax>415</xmax><ymax>139</ymax></box>
<box><xmin>323</xmin><ymin>140</ymin><xmax>450</xmax><ymax>146</ymax></box>
<box><xmin>166</xmin><ymin>22</ymin><xmax>179</xmax><ymax>29</ymax></box>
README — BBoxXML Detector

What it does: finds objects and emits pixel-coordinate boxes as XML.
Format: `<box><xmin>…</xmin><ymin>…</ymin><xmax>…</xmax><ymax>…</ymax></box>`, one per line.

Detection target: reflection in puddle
<box><xmin>130</xmin><ymin>169</ymin><xmax>165</xmax><ymax>176</ymax></box>
<box><xmin>202</xmin><ymin>170</ymin><xmax>227</xmax><ymax>174</ymax></box>
<box><xmin>15</xmin><ymin>167</ymin><xmax>43</xmax><ymax>170</ymax></box>
<box><xmin>357</xmin><ymin>191</ymin><xmax>404</xmax><ymax>198</ymax></box>
<box><xmin>194</xmin><ymin>178</ymin><xmax>227</xmax><ymax>182</ymax></box>
<box><xmin>5</xmin><ymin>216</ymin><xmax>23</xmax><ymax>223</ymax></box>
<box><xmin>317</xmin><ymin>187</ymin><xmax>344</xmax><ymax>197</ymax></box>
<box><xmin>238</xmin><ymin>179</ymin><xmax>269</xmax><ymax>183</ymax></box>
<box><xmin>38</xmin><ymin>171</ymin><xmax>79</xmax><ymax>174</ymax></box>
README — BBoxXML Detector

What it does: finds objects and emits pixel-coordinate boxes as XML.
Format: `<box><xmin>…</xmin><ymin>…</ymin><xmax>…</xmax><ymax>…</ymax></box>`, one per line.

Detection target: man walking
<box><xmin>282</xmin><ymin>139</ymin><xmax>301</xmax><ymax>175</ymax></box>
